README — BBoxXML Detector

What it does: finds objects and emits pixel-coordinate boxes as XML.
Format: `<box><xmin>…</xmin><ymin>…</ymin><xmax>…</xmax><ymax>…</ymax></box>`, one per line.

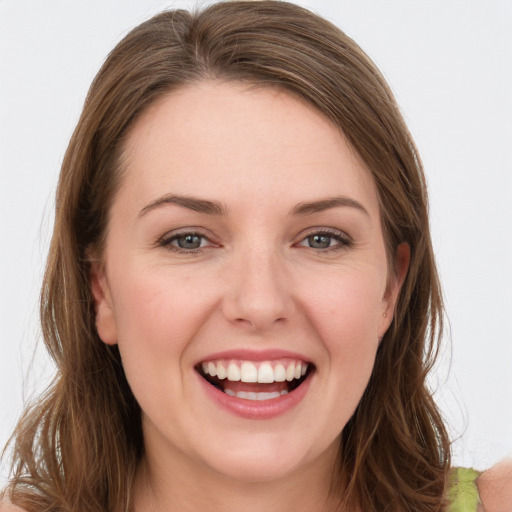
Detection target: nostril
<box><xmin>230</xmin><ymin>314</ymin><xmax>288</xmax><ymax>331</ymax></box>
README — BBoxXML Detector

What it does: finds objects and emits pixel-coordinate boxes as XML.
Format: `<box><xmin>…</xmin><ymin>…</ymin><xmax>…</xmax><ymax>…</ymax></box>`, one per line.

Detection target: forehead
<box><xmin>118</xmin><ymin>80</ymin><xmax>379</xmax><ymax>217</ymax></box>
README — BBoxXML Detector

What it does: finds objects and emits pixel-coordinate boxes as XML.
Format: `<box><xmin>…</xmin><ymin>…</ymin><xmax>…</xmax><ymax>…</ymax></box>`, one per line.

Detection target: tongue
<box><xmin>223</xmin><ymin>381</ymin><xmax>289</xmax><ymax>394</ymax></box>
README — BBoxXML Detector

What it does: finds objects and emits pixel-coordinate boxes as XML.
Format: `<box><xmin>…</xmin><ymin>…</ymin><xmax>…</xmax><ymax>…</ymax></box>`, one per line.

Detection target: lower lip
<box><xmin>197</xmin><ymin>372</ymin><xmax>313</xmax><ymax>420</ymax></box>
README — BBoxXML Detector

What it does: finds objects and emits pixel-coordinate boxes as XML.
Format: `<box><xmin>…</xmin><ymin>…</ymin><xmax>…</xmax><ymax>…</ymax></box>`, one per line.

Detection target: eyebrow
<box><xmin>139</xmin><ymin>194</ymin><xmax>227</xmax><ymax>217</ymax></box>
<box><xmin>139</xmin><ymin>194</ymin><xmax>368</xmax><ymax>218</ymax></box>
<box><xmin>291</xmin><ymin>196</ymin><xmax>369</xmax><ymax>216</ymax></box>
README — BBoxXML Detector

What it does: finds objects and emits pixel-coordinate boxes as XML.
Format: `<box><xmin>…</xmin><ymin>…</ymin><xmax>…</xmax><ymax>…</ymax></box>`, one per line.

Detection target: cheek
<box><xmin>108</xmin><ymin>268</ymin><xmax>215</xmax><ymax>397</ymax></box>
<box><xmin>112</xmin><ymin>266</ymin><xmax>210</xmax><ymax>340</ymax></box>
<box><xmin>304</xmin><ymin>269</ymin><xmax>384</xmax><ymax>388</ymax></box>
<box><xmin>309</xmin><ymin>267</ymin><xmax>385</xmax><ymax>339</ymax></box>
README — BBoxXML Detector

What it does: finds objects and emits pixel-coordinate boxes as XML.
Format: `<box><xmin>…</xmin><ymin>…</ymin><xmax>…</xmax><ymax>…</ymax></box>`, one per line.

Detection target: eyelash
<box><xmin>297</xmin><ymin>228</ymin><xmax>352</xmax><ymax>253</ymax></box>
<box><xmin>157</xmin><ymin>228</ymin><xmax>352</xmax><ymax>254</ymax></box>
<box><xmin>157</xmin><ymin>230</ymin><xmax>215</xmax><ymax>254</ymax></box>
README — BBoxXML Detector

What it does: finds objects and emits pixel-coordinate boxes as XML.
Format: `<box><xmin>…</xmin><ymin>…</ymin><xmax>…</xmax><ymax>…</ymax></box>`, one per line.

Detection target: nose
<box><xmin>222</xmin><ymin>247</ymin><xmax>293</xmax><ymax>331</ymax></box>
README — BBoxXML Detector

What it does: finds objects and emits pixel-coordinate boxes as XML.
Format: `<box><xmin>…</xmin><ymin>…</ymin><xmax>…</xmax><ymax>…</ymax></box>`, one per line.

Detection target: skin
<box><xmin>0</xmin><ymin>83</ymin><xmax>509</xmax><ymax>512</ymax></box>
<box><xmin>90</xmin><ymin>81</ymin><xmax>408</xmax><ymax>511</ymax></box>
<box><xmin>477</xmin><ymin>459</ymin><xmax>512</xmax><ymax>512</ymax></box>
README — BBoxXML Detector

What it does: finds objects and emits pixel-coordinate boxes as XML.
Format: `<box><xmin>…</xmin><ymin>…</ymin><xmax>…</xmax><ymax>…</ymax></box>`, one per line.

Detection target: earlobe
<box><xmin>90</xmin><ymin>260</ymin><xmax>118</xmax><ymax>345</ymax></box>
<box><xmin>379</xmin><ymin>243</ymin><xmax>411</xmax><ymax>336</ymax></box>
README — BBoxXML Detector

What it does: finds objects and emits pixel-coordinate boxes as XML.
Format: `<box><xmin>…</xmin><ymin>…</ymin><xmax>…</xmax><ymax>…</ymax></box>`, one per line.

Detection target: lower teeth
<box><xmin>224</xmin><ymin>390</ymin><xmax>288</xmax><ymax>400</ymax></box>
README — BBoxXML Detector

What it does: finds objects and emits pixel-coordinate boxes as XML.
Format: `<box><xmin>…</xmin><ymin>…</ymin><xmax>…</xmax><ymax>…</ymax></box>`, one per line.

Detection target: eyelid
<box><xmin>295</xmin><ymin>227</ymin><xmax>353</xmax><ymax>250</ymax></box>
<box><xmin>156</xmin><ymin>227</ymin><xmax>219</xmax><ymax>251</ymax></box>
<box><xmin>298</xmin><ymin>226</ymin><xmax>352</xmax><ymax>240</ymax></box>
<box><xmin>155</xmin><ymin>226</ymin><xmax>352</xmax><ymax>253</ymax></box>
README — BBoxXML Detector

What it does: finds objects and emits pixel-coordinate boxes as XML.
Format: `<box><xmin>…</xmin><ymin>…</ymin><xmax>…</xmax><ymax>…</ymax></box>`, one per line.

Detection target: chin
<box><xmin>203</xmin><ymin>449</ymin><xmax>312</xmax><ymax>483</ymax></box>
<box><xmin>190</xmin><ymin>428</ymin><xmax>340</xmax><ymax>484</ymax></box>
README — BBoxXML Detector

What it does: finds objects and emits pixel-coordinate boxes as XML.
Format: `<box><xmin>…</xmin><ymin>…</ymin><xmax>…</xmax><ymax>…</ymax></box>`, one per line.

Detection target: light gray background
<box><xmin>1</xmin><ymin>0</ymin><xmax>511</xmax><ymax>484</ymax></box>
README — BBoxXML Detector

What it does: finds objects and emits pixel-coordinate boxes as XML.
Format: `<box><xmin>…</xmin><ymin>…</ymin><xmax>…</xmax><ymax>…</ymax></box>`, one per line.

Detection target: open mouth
<box><xmin>196</xmin><ymin>359</ymin><xmax>314</xmax><ymax>401</ymax></box>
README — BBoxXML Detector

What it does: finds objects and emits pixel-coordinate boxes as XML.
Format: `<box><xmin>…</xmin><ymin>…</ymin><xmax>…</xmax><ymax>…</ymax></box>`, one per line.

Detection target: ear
<box><xmin>90</xmin><ymin>259</ymin><xmax>118</xmax><ymax>345</ymax></box>
<box><xmin>379</xmin><ymin>242</ymin><xmax>410</xmax><ymax>336</ymax></box>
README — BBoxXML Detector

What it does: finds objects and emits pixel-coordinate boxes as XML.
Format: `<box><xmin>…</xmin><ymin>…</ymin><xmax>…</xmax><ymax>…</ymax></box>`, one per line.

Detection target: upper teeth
<box><xmin>201</xmin><ymin>360</ymin><xmax>308</xmax><ymax>384</ymax></box>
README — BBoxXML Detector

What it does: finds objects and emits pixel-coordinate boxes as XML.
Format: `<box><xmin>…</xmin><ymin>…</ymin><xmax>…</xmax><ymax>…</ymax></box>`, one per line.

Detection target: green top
<box><xmin>448</xmin><ymin>467</ymin><xmax>481</xmax><ymax>512</ymax></box>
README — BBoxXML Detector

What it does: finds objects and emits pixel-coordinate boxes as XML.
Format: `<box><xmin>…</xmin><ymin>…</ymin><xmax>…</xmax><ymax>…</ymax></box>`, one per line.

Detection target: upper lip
<box><xmin>195</xmin><ymin>348</ymin><xmax>312</xmax><ymax>365</ymax></box>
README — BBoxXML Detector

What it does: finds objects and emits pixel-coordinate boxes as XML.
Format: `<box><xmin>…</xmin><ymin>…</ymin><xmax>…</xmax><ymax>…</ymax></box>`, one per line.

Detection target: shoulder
<box><xmin>477</xmin><ymin>459</ymin><xmax>512</xmax><ymax>512</ymax></box>
<box><xmin>0</xmin><ymin>497</ymin><xmax>27</xmax><ymax>512</ymax></box>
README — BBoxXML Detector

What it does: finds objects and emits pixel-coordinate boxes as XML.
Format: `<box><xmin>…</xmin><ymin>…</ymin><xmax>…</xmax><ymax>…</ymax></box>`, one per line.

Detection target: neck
<box><xmin>132</xmin><ymin>439</ymin><xmax>343</xmax><ymax>512</ymax></box>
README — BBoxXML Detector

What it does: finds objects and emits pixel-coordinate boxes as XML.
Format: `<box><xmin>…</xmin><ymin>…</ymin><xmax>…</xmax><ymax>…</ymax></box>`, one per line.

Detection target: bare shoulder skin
<box><xmin>478</xmin><ymin>459</ymin><xmax>512</xmax><ymax>512</ymax></box>
<box><xmin>0</xmin><ymin>498</ymin><xmax>26</xmax><ymax>512</ymax></box>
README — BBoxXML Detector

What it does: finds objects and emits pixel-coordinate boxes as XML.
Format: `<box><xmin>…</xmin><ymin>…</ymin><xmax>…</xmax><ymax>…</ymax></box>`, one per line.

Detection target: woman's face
<box><xmin>92</xmin><ymin>81</ymin><xmax>406</xmax><ymax>483</ymax></box>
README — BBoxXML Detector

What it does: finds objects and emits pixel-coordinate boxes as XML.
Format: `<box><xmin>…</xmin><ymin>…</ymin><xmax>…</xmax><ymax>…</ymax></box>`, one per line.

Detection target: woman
<box><xmin>1</xmin><ymin>2</ymin><xmax>510</xmax><ymax>511</ymax></box>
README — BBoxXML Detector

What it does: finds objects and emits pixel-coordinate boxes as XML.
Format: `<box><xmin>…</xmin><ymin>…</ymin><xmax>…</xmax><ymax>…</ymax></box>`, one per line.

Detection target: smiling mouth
<box><xmin>196</xmin><ymin>359</ymin><xmax>313</xmax><ymax>400</ymax></box>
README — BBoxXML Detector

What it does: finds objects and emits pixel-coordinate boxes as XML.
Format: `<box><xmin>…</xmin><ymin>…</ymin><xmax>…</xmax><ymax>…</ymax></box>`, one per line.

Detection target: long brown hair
<box><xmin>3</xmin><ymin>2</ymin><xmax>450</xmax><ymax>511</ymax></box>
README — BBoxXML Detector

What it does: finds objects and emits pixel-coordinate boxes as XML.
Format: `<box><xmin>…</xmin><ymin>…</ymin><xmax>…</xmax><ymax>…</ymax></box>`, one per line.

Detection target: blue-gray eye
<box><xmin>176</xmin><ymin>234</ymin><xmax>203</xmax><ymax>249</ymax></box>
<box><xmin>307</xmin><ymin>234</ymin><xmax>333</xmax><ymax>249</ymax></box>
